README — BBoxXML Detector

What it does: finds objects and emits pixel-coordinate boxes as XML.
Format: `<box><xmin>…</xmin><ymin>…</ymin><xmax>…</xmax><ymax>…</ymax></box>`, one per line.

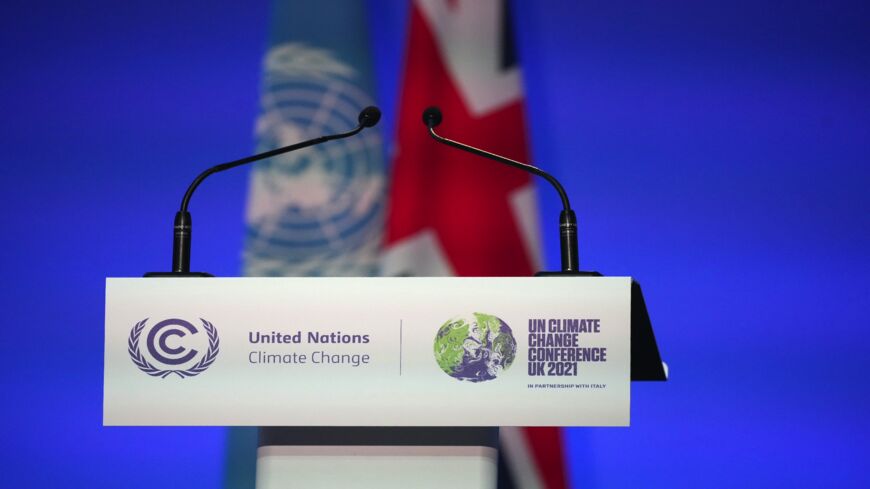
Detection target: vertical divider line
<box><xmin>399</xmin><ymin>319</ymin><xmax>403</xmax><ymax>375</ymax></box>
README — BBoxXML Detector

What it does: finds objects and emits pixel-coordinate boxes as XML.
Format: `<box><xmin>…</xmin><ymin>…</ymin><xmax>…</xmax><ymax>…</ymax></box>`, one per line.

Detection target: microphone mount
<box><xmin>422</xmin><ymin>106</ymin><xmax>581</xmax><ymax>274</ymax></box>
<box><xmin>145</xmin><ymin>106</ymin><xmax>382</xmax><ymax>277</ymax></box>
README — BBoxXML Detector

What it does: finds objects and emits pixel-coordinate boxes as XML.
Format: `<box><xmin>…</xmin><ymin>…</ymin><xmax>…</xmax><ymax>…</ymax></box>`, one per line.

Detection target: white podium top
<box><xmin>103</xmin><ymin>277</ymin><xmax>631</xmax><ymax>427</ymax></box>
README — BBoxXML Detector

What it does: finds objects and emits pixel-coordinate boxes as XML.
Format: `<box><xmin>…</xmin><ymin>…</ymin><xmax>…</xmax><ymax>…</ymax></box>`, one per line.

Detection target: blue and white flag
<box><xmin>243</xmin><ymin>1</ymin><xmax>385</xmax><ymax>277</ymax></box>
<box><xmin>226</xmin><ymin>3</ymin><xmax>384</xmax><ymax>487</ymax></box>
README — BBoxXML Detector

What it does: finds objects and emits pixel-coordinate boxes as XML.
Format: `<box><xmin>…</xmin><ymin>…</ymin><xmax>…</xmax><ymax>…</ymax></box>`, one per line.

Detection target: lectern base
<box><xmin>256</xmin><ymin>427</ymin><xmax>499</xmax><ymax>489</ymax></box>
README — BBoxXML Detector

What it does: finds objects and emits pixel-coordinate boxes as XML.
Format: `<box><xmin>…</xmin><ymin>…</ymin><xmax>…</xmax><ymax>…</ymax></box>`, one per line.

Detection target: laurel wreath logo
<box><xmin>127</xmin><ymin>318</ymin><xmax>220</xmax><ymax>378</ymax></box>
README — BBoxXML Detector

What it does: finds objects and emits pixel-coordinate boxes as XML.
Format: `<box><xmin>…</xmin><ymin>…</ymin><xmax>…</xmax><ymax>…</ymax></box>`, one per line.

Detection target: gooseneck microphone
<box><xmin>146</xmin><ymin>106</ymin><xmax>382</xmax><ymax>277</ymax></box>
<box><xmin>421</xmin><ymin>106</ymin><xmax>580</xmax><ymax>273</ymax></box>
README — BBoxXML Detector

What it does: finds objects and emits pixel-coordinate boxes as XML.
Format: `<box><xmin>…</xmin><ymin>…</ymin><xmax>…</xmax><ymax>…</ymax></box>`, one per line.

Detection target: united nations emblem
<box><xmin>127</xmin><ymin>318</ymin><xmax>220</xmax><ymax>378</ymax></box>
<box><xmin>244</xmin><ymin>43</ymin><xmax>386</xmax><ymax>276</ymax></box>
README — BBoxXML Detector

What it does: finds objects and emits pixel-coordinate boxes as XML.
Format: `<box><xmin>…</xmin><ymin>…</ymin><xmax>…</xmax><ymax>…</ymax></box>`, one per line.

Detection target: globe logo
<box><xmin>434</xmin><ymin>313</ymin><xmax>517</xmax><ymax>382</ymax></box>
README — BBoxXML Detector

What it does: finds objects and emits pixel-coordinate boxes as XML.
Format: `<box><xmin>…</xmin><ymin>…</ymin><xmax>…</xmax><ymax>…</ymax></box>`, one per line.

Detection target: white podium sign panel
<box><xmin>103</xmin><ymin>277</ymin><xmax>631</xmax><ymax>426</ymax></box>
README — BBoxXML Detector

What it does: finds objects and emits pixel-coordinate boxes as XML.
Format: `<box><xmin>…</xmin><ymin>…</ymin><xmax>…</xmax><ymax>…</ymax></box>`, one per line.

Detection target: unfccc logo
<box><xmin>127</xmin><ymin>318</ymin><xmax>220</xmax><ymax>378</ymax></box>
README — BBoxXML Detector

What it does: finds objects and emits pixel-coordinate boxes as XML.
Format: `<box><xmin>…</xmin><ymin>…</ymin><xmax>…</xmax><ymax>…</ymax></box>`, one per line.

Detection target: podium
<box><xmin>104</xmin><ymin>276</ymin><xmax>665</xmax><ymax>488</ymax></box>
<box><xmin>117</xmin><ymin>98</ymin><xmax>668</xmax><ymax>487</ymax></box>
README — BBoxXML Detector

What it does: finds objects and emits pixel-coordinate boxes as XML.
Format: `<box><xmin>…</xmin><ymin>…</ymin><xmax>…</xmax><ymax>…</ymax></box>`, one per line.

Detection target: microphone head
<box><xmin>422</xmin><ymin>106</ymin><xmax>443</xmax><ymax>128</ymax></box>
<box><xmin>358</xmin><ymin>106</ymin><xmax>381</xmax><ymax>128</ymax></box>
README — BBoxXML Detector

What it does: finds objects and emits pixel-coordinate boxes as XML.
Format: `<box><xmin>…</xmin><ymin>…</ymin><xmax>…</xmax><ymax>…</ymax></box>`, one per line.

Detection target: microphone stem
<box><xmin>560</xmin><ymin>210</ymin><xmax>579</xmax><ymax>273</ymax></box>
<box><xmin>428</xmin><ymin>126</ymin><xmax>580</xmax><ymax>273</ymax></box>
<box><xmin>428</xmin><ymin>127</ymin><xmax>572</xmax><ymax>211</ymax></box>
<box><xmin>171</xmin><ymin>124</ymin><xmax>364</xmax><ymax>273</ymax></box>
<box><xmin>172</xmin><ymin>211</ymin><xmax>192</xmax><ymax>273</ymax></box>
<box><xmin>180</xmin><ymin>125</ymin><xmax>363</xmax><ymax>213</ymax></box>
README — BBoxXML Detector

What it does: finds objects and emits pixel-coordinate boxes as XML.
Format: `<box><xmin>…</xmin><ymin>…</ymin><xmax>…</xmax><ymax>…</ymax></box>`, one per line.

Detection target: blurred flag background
<box><xmin>231</xmin><ymin>1</ymin><xmax>568</xmax><ymax>487</ymax></box>
<box><xmin>243</xmin><ymin>2</ymin><xmax>386</xmax><ymax>277</ymax></box>
<box><xmin>227</xmin><ymin>0</ymin><xmax>386</xmax><ymax>486</ymax></box>
<box><xmin>384</xmin><ymin>1</ymin><xmax>564</xmax><ymax>488</ymax></box>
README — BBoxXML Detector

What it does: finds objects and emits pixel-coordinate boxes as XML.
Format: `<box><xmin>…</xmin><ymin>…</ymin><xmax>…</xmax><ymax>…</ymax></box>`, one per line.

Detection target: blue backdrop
<box><xmin>0</xmin><ymin>0</ymin><xmax>867</xmax><ymax>487</ymax></box>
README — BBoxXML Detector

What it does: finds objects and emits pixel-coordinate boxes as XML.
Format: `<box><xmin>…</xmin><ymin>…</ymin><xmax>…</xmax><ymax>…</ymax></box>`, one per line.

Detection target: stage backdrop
<box><xmin>0</xmin><ymin>0</ymin><xmax>868</xmax><ymax>488</ymax></box>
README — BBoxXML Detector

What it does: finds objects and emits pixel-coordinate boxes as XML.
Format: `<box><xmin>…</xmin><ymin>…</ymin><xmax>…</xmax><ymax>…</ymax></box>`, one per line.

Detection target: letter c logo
<box><xmin>146</xmin><ymin>318</ymin><xmax>199</xmax><ymax>366</ymax></box>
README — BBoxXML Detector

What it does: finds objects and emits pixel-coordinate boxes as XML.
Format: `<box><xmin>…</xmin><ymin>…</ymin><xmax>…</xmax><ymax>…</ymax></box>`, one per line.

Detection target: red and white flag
<box><xmin>383</xmin><ymin>1</ymin><xmax>568</xmax><ymax>487</ymax></box>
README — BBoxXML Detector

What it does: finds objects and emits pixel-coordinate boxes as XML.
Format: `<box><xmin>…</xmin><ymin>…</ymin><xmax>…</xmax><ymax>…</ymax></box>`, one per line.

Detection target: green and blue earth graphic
<box><xmin>434</xmin><ymin>313</ymin><xmax>516</xmax><ymax>382</ymax></box>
